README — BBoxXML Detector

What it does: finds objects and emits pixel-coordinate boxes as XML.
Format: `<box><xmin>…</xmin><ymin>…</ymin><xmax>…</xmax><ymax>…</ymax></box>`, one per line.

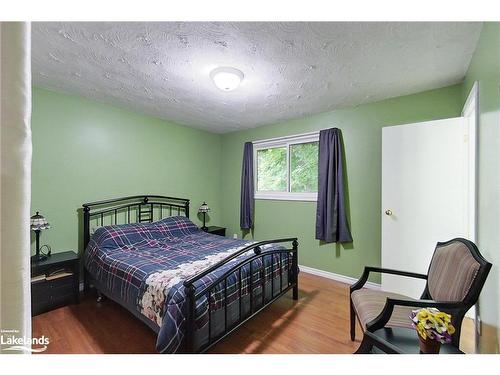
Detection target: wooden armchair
<box><xmin>350</xmin><ymin>238</ymin><xmax>492</xmax><ymax>353</ymax></box>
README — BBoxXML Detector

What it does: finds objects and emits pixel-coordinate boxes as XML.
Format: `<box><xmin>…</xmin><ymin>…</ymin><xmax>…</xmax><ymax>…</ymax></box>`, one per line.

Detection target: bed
<box><xmin>82</xmin><ymin>195</ymin><xmax>299</xmax><ymax>353</ymax></box>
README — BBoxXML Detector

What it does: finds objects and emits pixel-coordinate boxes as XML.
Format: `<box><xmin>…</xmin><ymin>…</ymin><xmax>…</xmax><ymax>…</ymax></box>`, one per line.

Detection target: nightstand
<box><xmin>204</xmin><ymin>226</ymin><xmax>226</xmax><ymax>236</ymax></box>
<box><xmin>31</xmin><ymin>251</ymin><xmax>80</xmax><ymax>316</ymax></box>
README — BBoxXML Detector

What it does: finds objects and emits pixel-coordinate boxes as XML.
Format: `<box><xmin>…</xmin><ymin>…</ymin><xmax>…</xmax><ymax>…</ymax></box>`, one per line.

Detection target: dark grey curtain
<box><xmin>315</xmin><ymin>128</ymin><xmax>353</xmax><ymax>243</ymax></box>
<box><xmin>240</xmin><ymin>142</ymin><xmax>254</xmax><ymax>229</ymax></box>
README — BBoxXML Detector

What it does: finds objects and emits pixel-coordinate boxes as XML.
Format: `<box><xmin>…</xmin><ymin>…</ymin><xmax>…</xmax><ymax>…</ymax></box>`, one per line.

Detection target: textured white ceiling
<box><xmin>32</xmin><ymin>22</ymin><xmax>482</xmax><ymax>133</ymax></box>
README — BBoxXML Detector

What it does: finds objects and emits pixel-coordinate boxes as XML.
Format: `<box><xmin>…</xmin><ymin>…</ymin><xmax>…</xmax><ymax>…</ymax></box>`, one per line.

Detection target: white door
<box><xmin>381</xmin><ymin>117</ymin><xmax>474</xmax><ymax>298</ymax></box>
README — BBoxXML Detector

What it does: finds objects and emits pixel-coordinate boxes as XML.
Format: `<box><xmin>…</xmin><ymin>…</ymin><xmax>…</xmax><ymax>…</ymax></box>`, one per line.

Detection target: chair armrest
<box><xmin>350</xmin><ymin>266</ymin><xmax>427</xmax><ymax>292</ymax></box>
<box><xmin>366</xmin><ymin>298</ymin><xmax>464</xmax><ymax>332</ymax></box>
<box><xmin>385</xmin><ymin>298</ymin><xmax>462</xmax><ymax>309</ymax></box>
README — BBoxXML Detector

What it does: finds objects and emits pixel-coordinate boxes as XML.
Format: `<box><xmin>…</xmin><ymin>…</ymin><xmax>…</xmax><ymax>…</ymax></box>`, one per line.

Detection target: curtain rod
<box><xmin>252</xmin><ymin>130</ymin><xmax>321</xmax><ymax>145</ymax></box>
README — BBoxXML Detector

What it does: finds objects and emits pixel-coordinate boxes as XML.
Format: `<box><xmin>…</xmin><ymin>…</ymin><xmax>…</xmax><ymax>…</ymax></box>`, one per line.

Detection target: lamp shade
<box><xmin>30</xmin><ymin>211</ymin><xmax>50</xmax><ymax>231</ymax></box>
<box><xmin>198</xmin><ymin>202</ymin><xmax>211</xmax><ymax>213</ymax></box>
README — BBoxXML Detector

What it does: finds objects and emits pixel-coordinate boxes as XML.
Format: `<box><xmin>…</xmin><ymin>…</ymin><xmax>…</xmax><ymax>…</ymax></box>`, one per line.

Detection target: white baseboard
<box><xmin>299</xmin><ymin>264</ymin><xmax>381</xmax><ymax>290</ymax></box>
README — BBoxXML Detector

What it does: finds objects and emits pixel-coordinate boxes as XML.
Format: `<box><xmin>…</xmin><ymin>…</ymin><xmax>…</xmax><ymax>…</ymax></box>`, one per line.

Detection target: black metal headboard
<box><xmin>82</xmin><ymin>195</ymin><xmax>190</xmax><ymax>250</ymax></box>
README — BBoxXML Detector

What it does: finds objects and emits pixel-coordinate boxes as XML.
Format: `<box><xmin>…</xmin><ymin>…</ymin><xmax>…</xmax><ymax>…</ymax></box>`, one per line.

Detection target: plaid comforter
<box><xmin>84</xmin><ymin>216</ymin><xmax>290</xmax><ymax>353</ymax></box>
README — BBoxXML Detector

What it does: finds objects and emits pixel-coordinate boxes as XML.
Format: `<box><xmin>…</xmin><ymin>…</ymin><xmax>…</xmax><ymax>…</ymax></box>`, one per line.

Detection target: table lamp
<box><xmin>31</xmin><ymin>211</ymin><xmax>50</xmax><ymax>262</ymax></box>
<box><xmin>198</xmin><ymin>202</ymin><xmax>210</xmax><ymax>231</ymax></box>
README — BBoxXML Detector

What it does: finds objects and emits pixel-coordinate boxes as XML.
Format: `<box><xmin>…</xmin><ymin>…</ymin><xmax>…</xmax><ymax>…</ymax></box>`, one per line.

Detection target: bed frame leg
<box><xmin>184</xmin><ymin>284</ymin><xmax>195</xmax><ymax>353</ymax></box>
<box><xmin>96</xmin><ymin>290</ymin><xmax>104</xmax><ymax>303</ymax></box>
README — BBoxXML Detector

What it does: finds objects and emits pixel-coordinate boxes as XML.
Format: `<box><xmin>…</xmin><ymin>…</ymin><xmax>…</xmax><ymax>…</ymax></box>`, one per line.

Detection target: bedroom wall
<box><xmin>31</xmin><ymin>87</ymin><xmax>222</xmax><ymax>256</ymax></box>
<box><xmin>220</xmin><ymin>84</ymin><xmax>464</xmax><ymax>284</ymax></box>
<box><xmin>462</xmin><ymin>22</ymin><xmax>500</xmax><ymax>353</ymax></box>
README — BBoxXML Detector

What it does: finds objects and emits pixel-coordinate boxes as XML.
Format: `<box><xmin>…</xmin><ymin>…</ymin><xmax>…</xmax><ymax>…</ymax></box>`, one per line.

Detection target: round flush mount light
<box><xmin>210</xmin><ymin>67</ymin><xmax>244</xmax><ymax>91</ymax></box>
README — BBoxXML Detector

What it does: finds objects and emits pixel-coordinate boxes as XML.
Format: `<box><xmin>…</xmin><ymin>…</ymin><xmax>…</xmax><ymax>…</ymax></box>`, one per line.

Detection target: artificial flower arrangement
<box><xmin>410</xmin><ymin>308</ymin><xmax>455</xmax><ymax>353</ymax></box>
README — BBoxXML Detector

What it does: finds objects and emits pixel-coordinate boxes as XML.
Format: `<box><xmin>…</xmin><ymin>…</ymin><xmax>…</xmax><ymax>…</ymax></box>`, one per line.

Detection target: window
<box><xmin>254</xmin><ymin>133</ymin><xmax>319</xmax><ymax>201</ymax></box>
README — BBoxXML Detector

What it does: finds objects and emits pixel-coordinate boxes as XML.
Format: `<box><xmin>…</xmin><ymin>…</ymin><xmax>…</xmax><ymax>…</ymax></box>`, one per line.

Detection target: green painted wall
<box><xmin>30</xmin><ymin>75</ymin><xmax>470</xmax><ymax>287</ymax></box>
<box><xmin>31</xmin><ymin>87</ymin><xmax>222</xmax><ymax>255</ymax></box>
<box><xmin>220</xmin><ymin>85</ymin><xmax>464</xmax><ymax>283</ymax></box>
<box><xmin>462</xmin><ymin>22</ymin><xmax>500</xmax><ymax>352</ymax></box>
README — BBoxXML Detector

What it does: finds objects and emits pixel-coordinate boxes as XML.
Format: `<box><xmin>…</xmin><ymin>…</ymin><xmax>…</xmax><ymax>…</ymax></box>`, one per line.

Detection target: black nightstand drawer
<box><xmin>31</xmin><ymin>283</ymin><xmax>51</xmax><ymax>305</ymax></box>
<box><xmin>47</xmin><ymin>276</ymin><xmax>75</xmax><ymax>296</ymax></box>
<box><xmin>50</xmin><ymin>289</ymin><xmax>75</xmax><ymax>305</ymax></box>
<box><xmin>31</xmin><ymin>251</ymin><xmax>79</xmax><ymax>316</ymax></box>
<box><xmin>32</xmin><ymin>276</ymin><xmax>76</xmax><ymax>315</ymax></box>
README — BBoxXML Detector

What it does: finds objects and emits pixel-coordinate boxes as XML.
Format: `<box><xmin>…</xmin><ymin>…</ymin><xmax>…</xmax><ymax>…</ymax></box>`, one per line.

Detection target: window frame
<box><xmin>253</xmin><ymin>132</ymin><xmax>319</xmax><ymax>201</ymax></box>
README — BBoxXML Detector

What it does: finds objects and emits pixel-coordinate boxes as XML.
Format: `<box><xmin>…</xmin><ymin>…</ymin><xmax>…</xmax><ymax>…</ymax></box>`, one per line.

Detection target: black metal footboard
<box><xmin>183</xmin><ymin>238</ymin><xmax>299</xmax><ymax>353</ymax></box>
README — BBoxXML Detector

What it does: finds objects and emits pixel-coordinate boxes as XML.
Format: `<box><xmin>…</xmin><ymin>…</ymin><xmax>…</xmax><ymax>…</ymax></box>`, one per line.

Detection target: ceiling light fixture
<box><xmin>210</xmin><ymin>67</ymin><xmax>244</xmax><ymax>91</ymax></box>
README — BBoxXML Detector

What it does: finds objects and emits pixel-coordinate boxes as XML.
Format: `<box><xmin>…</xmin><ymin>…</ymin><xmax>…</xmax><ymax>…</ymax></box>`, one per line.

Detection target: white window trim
<box><xmin>254</xmin><ymin>191</ymin><xmax>318</xmax><ymax>201</ymax></box>
<box><xmin>253</xmin><ymin>132</ymin><xmax>319</xmax><ymax>202</ymax></box>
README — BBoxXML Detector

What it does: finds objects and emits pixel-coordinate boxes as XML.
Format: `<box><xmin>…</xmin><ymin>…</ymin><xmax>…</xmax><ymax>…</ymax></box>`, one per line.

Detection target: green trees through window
<box><xmin>290</xmin><ymin>142</ymin><xmax>318</xmax><ymax>192</ymax></box>
<box><xmin>257</xmin><ymin>147</ymin><xmax>287</xmax><ymax>191</ymax></box>
<box><xmin>256</xmin><ymin>141</ymin><xmax>318</xmax><ymax>193</ymax></box>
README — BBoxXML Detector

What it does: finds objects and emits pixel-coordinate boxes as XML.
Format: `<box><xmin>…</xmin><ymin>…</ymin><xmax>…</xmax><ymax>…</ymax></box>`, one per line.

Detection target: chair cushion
<box><xmin>351</xmin><ymin>289</ymin><xmax>416</xmax><ymax>331</ymax></box>
<box><xmin>427</xmin><ymin>241</ymin><xmax>480</xmax><ymax>302</ymax></box>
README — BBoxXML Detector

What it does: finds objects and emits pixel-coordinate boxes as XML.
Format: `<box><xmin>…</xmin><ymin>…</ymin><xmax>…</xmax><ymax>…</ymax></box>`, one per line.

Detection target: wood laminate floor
<box><xmin>32</xmin><ymin>273</ymin><xmax>474</xmax><ymax>354</ymax></box>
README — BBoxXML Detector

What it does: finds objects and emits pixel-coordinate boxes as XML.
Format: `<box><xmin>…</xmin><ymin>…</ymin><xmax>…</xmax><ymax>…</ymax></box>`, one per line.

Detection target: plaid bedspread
<box><xmin>84</xmin><ymin>216</ymin><xmax>290</xmax><ymax>353</ymax></box>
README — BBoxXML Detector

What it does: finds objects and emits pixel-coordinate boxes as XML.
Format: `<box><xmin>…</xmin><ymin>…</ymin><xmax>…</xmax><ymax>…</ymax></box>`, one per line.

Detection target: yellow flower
<box><xmin>436</xmin><ymin>311</ymin><xmax>451</xmax><ymax>322</ymax></box>
<box><xmin>416</xmin><ymin>323</ymin><xmax>427</xmax><ymax>339</ymax></box>
<box><xmin>435</xmin><ymin>321</ymin><xmax>447</xmax><ymax>334</ymax></box>
<box><xmin>422</xmin><ymin>316</ymin><xmax>437</xmax><ymax>329</ymax></box>
<box><xmin>417</xmin><ymin>310</ymin><xmax>429</xmax><ymax>320</ymax></box>
<box><xmin>447</xmin><ymin>324</ymin><xmax>456</xmax><ymax>335</ymax></box>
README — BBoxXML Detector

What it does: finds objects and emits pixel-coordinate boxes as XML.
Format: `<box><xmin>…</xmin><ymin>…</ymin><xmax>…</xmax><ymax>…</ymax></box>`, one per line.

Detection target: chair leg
<box><xmin>350</xmin><ymin>300</ymin><xmax>356</xmax><ymax>341</ymax></box>
<box><xmin>452</xmin><ymin>313</ymin><xmax>465</xmax><ymax>348</ymax></box>
<box><xmin>354</xmin><ymin>335</ymin><xmax>373</xmax><ymax>354</ymax></box>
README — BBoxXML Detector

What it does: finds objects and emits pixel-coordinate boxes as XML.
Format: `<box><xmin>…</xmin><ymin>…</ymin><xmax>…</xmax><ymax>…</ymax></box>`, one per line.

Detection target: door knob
<box><xmin>385</xmin><ymin>209</ymin><xmax>393</xmax><ymax>216</ymax></box>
